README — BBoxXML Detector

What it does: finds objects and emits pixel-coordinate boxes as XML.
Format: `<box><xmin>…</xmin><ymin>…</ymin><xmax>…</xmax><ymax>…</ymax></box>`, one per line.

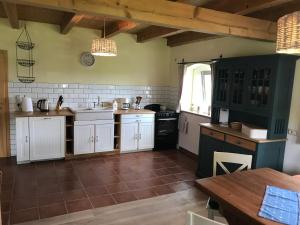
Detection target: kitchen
<box><xmin>0</xmin><ymin>1</ymin><xmax>300</xmax><ymax>225</ymax></box>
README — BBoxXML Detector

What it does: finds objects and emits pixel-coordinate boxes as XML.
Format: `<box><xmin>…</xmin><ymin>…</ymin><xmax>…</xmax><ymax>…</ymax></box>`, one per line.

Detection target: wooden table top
<box><xmin>14</xmin><ymin>108</ymin><xmax>74</xmax><ymax>117</ymax></box>
<box><xmin>195</xmin><ymin>168</ymin><xmax>300</xmax><ymax>225</ymax></box>
<box><xmin>114</xmin><ymin>109</ymin><xmax>155</xmax><ymax>115</ymax></box>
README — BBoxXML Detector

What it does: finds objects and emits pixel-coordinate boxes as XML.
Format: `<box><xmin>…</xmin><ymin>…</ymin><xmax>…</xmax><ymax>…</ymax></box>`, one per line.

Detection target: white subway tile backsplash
<box><xmin>8</xmin><ymin>81</ymin><xmax>179</xmax><ymax>156</ymax></box>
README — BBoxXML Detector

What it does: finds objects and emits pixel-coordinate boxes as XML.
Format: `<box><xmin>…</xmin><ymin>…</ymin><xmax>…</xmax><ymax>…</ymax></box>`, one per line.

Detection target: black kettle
<box><xmin>37</xmin><ymin>99</ymin><xmax>49</xmax><ymax>112</ymax></box>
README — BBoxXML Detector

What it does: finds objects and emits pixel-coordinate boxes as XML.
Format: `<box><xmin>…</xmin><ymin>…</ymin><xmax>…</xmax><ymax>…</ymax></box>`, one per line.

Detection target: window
<box><xmin>181</xmin><ymin>63</ymin><xmax>212</xmax><ymax>117</ymax></box>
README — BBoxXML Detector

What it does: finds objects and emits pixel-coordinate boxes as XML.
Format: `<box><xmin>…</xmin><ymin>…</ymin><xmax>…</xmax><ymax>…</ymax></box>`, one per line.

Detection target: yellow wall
<box><xmin>0</xmin><ymin>19</ymin><xmax>170</xmax><ymax>85</ymax></box>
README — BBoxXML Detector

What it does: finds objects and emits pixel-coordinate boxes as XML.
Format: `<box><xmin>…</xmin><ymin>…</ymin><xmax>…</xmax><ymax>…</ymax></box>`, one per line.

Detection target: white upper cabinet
<box><xmin>16</xmin><ymin>117</ymin><xmax>30</xmax><ymax>163</ymax></box>
<box><xmin>139</xmin><ymin>121</ymin><xmax>154</xmax><ymax>150</ymax></box>
<box><xmin>74</xmin><ymin>124</ymin><xmax>94</xmax><ymax>155</ymax></box>
<box><xmin>29</xmin><ymin>116</ymin><xmax>65</xmax><ymax>161</ymax></box>
<box><xmin>95</xmin><ymin>123</ymin><xmax>114</xmax><ymax>152</ymax></box>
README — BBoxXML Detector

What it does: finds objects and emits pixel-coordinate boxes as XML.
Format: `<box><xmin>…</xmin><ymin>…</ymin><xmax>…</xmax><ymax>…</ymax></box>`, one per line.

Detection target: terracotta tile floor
<box><xmin>0</xmin><ymin>150</ymin><xmax>198</xmax><ymax>225</ymax></box>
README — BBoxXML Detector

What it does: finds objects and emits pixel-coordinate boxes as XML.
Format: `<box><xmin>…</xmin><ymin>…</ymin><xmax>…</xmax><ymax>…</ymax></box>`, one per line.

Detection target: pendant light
<box><xmin>276</xmin><ymin>11</ymin><xmax>300</xmax><ymax>54</ymax></box>
<box><xmin>91</xmin><ymin>17</ymin><xmax>117</xmax><ymax>56</ymax></box>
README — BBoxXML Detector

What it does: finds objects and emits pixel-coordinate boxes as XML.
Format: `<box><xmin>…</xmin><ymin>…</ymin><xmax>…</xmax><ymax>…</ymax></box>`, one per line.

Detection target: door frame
<box><xmin>0</xmin><ymin>50</ymin><xmax>10</xmax><ymax>157</ymax></box>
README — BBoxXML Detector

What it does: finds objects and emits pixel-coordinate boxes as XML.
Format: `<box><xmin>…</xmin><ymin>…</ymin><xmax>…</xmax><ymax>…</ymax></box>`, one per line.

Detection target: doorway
<box><xmin>0</xmin><ymin>50</ymin><xmax>10</xmax><ymax>157</ymax></box>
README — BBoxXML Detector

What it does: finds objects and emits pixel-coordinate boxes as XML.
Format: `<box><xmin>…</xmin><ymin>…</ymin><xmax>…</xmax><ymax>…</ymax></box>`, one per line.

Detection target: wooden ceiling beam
<box><xmin>1</xmin><ymin>1</ymin><xmax>19</xmax><ymax>29</ymax></box>
<box><xmin>167</xmin><ymin>31</ymin><xmax>219</xmax><ymax>46</ymax></box>
<box><xmin>60</xmin><ymin>12</ymin><xmax>83</xmax><ymax>34</ymax></box>
<box><xmin>104</xmin><ymin>21</ymin><xmax>137</xmax><ymax>38</ymax></box>
<box><xmin>5</xmin><ymin>0</ymin><xmax>277</xmax><ymax>42</ymax></box>
<box><xmin>167</xmin><ymin>0</ymin><xmax>291</xmax><ymax>47</ymax></box>
<box><xmin>136</xmin><ymin>26</ymin><xmax>183</xmax><ymax>43</ymax></box>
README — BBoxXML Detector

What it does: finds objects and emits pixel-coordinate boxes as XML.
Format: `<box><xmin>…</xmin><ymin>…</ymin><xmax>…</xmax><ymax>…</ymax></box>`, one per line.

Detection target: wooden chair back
<box><xmin>213</xmin><ymin>152</ymin><xmax>252</xmax><ymax>176</ymax></box>
<box><xmin>186</xmin><ymin>211</ymin><xmax>225</xmax><ymax>225</ymax></box>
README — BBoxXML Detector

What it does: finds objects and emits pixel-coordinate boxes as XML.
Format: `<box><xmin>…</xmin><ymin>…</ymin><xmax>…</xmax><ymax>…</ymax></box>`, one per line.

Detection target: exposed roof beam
<box><xmin>236</xmin><ymin>0</ymin><xmax>295</xmax><ymax>15</ymax></box>
<box><xmin>104</xmin><ymin>21</ymin><xmax>137</xmax><ymax>38</ymax></box>
<box><xmin>167</xmin><ymin>0</ymin><xmax>290</xmax><ymax>47</ymax></box>
<box><xmin>1</xmin><ymin>1</ymin><xmax>19</xmax><ymax>29</ymax></box>
<box><xmin>167</xmin><ymin>32</ymin><xmax>219</xmax><ymax>46</ymax></box>
<box><xmin>136</xmin><ymin>26</ymin><xmax>183</xmax><ymax>43</ymax></box>
<box><xmin>5</xmin><ymin>0</ymin><xmax>277</xmax><ymax>42</ymax></box>
<box><xmin>60</xmin><ymin>13</ymin><xmax>84</xmax><ymax>34</ymax></box>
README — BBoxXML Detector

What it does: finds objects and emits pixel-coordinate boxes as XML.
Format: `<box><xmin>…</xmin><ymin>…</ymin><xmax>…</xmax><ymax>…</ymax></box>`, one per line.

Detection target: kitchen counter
<box><xmin>14</xmin><ymin>108</ymin><xmax>74</xmax><ymax>117</ymax></box>
<box><xmin>114</xmin><ymin>109</ymin><xmax>155</xmax><ymax>115</ymax></box>
<box><xmin>199</xmin><ymin>123</ymin><xmax>286</xmax><ymax>143</ymax></box>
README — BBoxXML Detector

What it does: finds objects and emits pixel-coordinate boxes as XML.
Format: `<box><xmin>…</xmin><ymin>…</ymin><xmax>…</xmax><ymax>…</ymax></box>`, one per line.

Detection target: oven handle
<box><xmin>157</xmin><ymin>118</ymin><xmax>177</xmax><ymax>121</ymax></box>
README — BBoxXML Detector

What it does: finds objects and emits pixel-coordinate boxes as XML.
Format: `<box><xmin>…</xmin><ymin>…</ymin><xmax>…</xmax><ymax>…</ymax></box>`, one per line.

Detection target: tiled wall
<box><xmin>8</xmin><ymin>82</ymin><xmax>179</xmax><ymax>156</ymax></box>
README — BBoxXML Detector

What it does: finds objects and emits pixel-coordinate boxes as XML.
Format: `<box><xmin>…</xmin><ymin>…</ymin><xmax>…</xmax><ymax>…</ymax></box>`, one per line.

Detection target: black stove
<box><xmin>144</xmin><ymin>104</ymin><xmax>179</xmax><ymax>150</ymax></box>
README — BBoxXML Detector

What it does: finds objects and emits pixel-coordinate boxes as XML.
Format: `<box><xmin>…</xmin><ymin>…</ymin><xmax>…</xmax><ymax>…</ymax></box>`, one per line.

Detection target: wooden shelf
<box><xmin>114</xmin><ymin>122</ymin><xmax>120</xmax><ymax>124</ymax></box>
<box><xmin>66</xmin><ymin>139</ymin><xmax>73</xmax><ymax>142</ymax></box>
<box><xmin>66</xmin><ymin>124</ymin><xmax>73</xmax><ymax>127</ymax></box>
<box><xmin>114</xmin><ymin>136</ymin><xmax>120</xmax><ymax>138</ymax></box>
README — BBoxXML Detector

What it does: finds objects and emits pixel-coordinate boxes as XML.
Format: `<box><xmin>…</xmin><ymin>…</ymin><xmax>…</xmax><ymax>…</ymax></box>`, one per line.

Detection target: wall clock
<box><xmin>80</xmin><ymin>52</ymin><xmax>95</xmax><ymax>66</ymax></box>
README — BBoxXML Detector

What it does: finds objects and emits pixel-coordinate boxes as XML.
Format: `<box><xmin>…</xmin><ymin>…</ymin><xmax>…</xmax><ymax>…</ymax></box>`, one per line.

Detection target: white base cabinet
<box><xmin>74</xmin><ymin>120</ymin><xmax>114</xmax><ymax>155</ymax></box>
<box><xmin>16</xmin><ymin>116</ymin><xmax>65</xmax><ymax>163</ymax></box>
<box><xmin>120</xmin><ymin>114</ymin><xmax>154</xmax><ymax>152</ymax></box>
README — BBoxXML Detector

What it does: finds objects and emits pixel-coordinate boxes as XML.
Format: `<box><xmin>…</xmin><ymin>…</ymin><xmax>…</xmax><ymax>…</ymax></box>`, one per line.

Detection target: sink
<box><xmin>70</xmin><ymin>107</ymin><xmax>114</xmax><ymax>121</ymax></box>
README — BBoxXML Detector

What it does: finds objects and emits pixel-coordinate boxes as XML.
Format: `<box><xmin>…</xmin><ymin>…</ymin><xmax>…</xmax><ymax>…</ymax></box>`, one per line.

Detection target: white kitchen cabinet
<box><xmin>95</xmin><ymin>123</ymin><xmax>114</xmax><ymax>152</ymax></box>
<box><xmin>74</xmin><ymin>124</ymin><xmax>94</xmax><ymax>155</ymax></box>
<box><xmin>16</xmin><ymin>117</ymin><xmax>30</xmax><ymax>163</ymax></box>
<box><xmin>120</xmin><ymin>122</ymin><xmax>139</xmax><ymax>152</ymax></box>
<box><xmin>29</xmin><ymin>116</ymin><xmax>65</xmax><ymax>161</ymax></box>
<box><xmin>74</xmin><ymin>120</ymin><xmax>114</xmax><ymax>155</ymax></box>
<box><xmin>139</xmin><ymin>121</ymin><xmax>155</xmax><ymax>150</ymax></box>
<box><xmin>120</xmin><ymin>114</ymin><xmax>154</xmax><ymax>152</ymax></box>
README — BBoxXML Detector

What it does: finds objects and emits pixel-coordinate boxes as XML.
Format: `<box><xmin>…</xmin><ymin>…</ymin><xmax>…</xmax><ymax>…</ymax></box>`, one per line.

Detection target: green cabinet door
<box><xmin>197</xmin><ymin>134</ymin><xmax>224</xmax><ymax>178</ymax></box>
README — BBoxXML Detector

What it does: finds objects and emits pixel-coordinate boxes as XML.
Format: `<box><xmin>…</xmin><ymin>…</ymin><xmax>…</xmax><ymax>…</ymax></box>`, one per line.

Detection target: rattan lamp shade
<box><xmin>91</xmin><ymin>38</ymin><xmax>117</xmax><ymax>56</ymax></box>
<box><xmin>276</xmin><ymin>11</ymin><xmax>300</xmax><ymax>54</ymax></box>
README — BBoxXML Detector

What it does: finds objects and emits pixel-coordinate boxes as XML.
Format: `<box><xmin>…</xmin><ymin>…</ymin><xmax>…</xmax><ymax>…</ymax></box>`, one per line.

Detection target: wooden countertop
<box><xmin>199</xmin><ymin>123</ymin><xmax>286</xmax><ymax>143</ymax></box>
<box><xmin>114</xmin><ymin>109</ymin><xmax>155</xmax><ymax>115</ymax></box>
<box><xmin>14</xmin><ymin>108</ymin><xmax>74</xmax><ymax>117</ymax></box>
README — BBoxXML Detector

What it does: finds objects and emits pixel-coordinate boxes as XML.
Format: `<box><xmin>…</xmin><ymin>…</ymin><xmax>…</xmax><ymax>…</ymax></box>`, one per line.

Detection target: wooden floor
<box><xmin>15</xmin><ymin>189</ymin><xmax>227</xmax><ymax>225</ymax></box>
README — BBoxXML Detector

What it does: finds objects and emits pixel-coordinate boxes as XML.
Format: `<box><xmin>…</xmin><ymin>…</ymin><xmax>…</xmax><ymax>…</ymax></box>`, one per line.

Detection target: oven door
<box><xmin>156</xmin><ymin>118</ymin><xmax>178</xmax><ymax>136</ymax></box>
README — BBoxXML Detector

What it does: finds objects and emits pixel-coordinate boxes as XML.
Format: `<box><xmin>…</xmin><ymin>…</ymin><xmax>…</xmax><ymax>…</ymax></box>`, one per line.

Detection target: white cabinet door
<box><xmin>120</xmin><ymin>122</ymin><xmax>138</xmax><ymax>152</ymax></box>
<box><xmin>138</xmin><ymin>121</ymin><xmax>154</xmax><ymax>150</ymax></box>
<box><xmin>16</xmin><ymin>117</ymin><xmax>30</xmax><ymax>163</ymax></box>
<box><xmin>29</xmin><ymin>116</ymin><xmax>65</xmax><ymax>161</ymax></box>
<box><xmin>95</xmin><ymin>124</ymin><xmax>114</xmax><ymax>153</ymax></box>
<box><xmin>74</xmin><ymin>125</ymin><xmax>94</xmax><ymax>155</ymax></box>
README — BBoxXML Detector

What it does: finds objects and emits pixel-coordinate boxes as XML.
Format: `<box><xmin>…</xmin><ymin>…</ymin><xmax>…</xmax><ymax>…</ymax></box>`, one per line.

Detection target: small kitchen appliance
<box><xmin>21</xmin><ymin>96</ymin><xmax>33</xmax><ymax>112</ymax></box>
<box><xmin>37</xmin><ymin>99</ymin><xmax>49</xmax><ymax>112</ymax></box>
<box><xmin>134</xmin><ymin>96</ymin><xmax>142</xmax><ymax>110</ymax></box>
<box><xmin>116</xmin><ymin>98</ymin><xmax>130</xmax><ymax>110</ymax></box>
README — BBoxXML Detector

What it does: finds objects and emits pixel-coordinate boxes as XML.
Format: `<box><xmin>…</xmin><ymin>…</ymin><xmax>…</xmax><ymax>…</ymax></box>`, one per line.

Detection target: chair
<box><xmin>186</xmin><ymin>211</ymin><xmax>226</xmax><ymax>225</ymax></box>
<box><xmin>207</xmin><ymin>152</ymin><xmax>253</xmax><ymax>220</ymax></box>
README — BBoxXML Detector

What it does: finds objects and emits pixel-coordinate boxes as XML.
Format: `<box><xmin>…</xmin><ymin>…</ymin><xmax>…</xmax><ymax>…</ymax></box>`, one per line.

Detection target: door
<box><xmin>95</xmin><ymin>123</ymin><xmax>114</xmax><ymax>152</ymax></box>
<box><xmin>120</xmin><ymin>122</ymin><xmax>138</xmax><ymax>152</ymax></box>
<box><xmin>74</xmin><ymin>124</ymin><xmax>94</xmax><ymax>155</ymax></box>
<box><xmin>16</xmin><ymin>117</ymin><xmax>29</xmax><ymax>163</ymax></box>
<box><xmin>139</xmin><ymin>121</ymin><xmax>154</xmax><ymax>150</ymax></box>
<box><xmin>29</xmin><ymin>116</ymin><xmax>65</xmax><ymax>160</ymax></box>
<box><xmin>0</xmin><ymin>50</ymin><xmax>9</xmax><ymax>157</ymax></box>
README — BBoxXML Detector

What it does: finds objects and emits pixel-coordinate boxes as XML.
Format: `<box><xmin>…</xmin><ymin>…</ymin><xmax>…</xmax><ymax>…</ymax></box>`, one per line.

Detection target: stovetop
<box><xmin>156</xmin><ymin>110</ymin><xmax>178</xmax><ymax>118</ymax></box>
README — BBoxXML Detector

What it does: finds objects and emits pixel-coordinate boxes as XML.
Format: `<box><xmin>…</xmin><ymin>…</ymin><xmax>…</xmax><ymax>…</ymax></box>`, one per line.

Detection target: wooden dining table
<box><xmin>195</xmin><ymin>168</ymin><xmax>300</xmax><ymax>225</ymax></box>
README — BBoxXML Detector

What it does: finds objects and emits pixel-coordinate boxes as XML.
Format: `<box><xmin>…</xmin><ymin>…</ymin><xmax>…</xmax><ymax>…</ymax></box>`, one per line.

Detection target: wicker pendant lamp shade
<box><xmin>91</xmin><ymin>18</ymin><xmax>117</xmax><ymax>56</ymax></box>
<box><xmin>276</xmin><ymin>11</ymin><xmax>300</xmax><ymax>54</ymax></box>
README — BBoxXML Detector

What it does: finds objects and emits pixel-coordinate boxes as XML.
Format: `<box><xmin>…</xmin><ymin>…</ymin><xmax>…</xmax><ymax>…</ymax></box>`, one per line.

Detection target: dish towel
<box><xmin>259</xmin><ymin>185</ymin><xmax>300</xmax><ymax>225</ymax></box>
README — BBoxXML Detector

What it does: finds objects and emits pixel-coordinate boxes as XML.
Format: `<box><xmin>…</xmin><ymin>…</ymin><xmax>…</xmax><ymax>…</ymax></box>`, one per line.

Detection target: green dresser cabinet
<box><xmin>196</xmin><ymin>124</ymin><xmax>286</xmax><ymax>178</ymax></box>
<box><xmin>211</xmin><ymin>54</ymin><xmax>298</xmax><ymax>139</ymax></box>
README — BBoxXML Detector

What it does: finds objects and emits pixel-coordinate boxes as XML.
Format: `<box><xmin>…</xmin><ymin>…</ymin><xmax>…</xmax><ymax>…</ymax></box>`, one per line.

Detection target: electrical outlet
<box><xmin>288</xmin><ymin>129</ymin><xmax>297</xmax><ymax>136</ymax></box>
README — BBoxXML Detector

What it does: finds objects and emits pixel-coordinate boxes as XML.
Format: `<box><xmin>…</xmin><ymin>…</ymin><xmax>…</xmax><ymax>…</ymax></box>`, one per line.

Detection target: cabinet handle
<box><xmin>139</xmin><ymin>133</ymin><xmax>141</xmax><ymax>140</ymax></box>
<box><xmin>43</xmin><ymin>117</ymin><xmax>52</xmax><ymax>120</ymax></box>
<box><xmin>96</xmin><ymin>136</ymin><xmax>99</xmax><ymax>142</ymax></box>
<box><xmin>25</xmin><ymin>136</ymin><xmax>28</xmax><ymax>143</ymax></box>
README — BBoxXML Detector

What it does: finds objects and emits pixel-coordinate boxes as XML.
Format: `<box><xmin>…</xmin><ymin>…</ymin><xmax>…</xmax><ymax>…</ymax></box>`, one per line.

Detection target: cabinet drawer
<box><xmin>121</xmin><ymin>114</ymin><xmax>154</xmax><ymax>119</ymax></box>
<box><xmin>225</xmin><ymin>135</ymin><xmax>256</xmax><ymax>151</ymax></box>
<box><xmin>201</xmin><ymin>127</ymin><xmax>224</xmax><ymax>141</ymax></box>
